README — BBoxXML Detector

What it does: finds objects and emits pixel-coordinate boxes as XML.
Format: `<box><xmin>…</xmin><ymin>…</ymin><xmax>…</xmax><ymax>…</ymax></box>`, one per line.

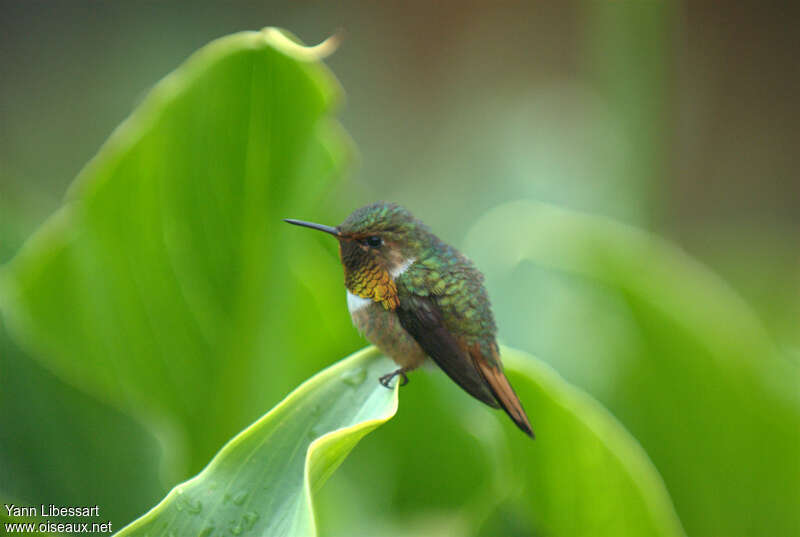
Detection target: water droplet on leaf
<box><xmin>243</xmin><ymin>512</ymin><xmax>260</xmax><ymax>530</ymax></box>
<box><xmin>341</xmin><ymin>367</ymin><xmax>367</xmax><ymax>386</ymax></box>
<box><xmin>232</xmin><ymin>490</ymin><xmax>249</xmax><ymax>505</ymax></box>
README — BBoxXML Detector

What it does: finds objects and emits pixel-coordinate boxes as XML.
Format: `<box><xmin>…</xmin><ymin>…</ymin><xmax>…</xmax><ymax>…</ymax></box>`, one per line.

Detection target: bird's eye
<box><xmin>365</xmin><ymin>236</ymin><xmax>383</xmax><ymax>248</ymax></box>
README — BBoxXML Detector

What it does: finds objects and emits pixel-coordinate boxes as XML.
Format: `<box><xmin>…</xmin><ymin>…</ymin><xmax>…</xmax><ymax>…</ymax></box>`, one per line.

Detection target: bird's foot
<box><xmin>379</xmin><ymin>368</ymin><xmax>409</xmax><ymax>388</ymax></box>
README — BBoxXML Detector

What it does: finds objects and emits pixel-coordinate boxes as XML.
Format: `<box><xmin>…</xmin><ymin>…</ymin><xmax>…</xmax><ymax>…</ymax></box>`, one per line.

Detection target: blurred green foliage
<box><xmin>0</xmin><ymin>323</ymin><xmax>163</xmax><ymax>527</ymax></box>
<box><xmin>0</xmin><ymin>6</ymin><xmax>798</xmax><ymax>537</ymax></box>
<box><xmin>465</xmin><ymin>202</ymin><xmax>800</xmax><ymax>537</ymax></box>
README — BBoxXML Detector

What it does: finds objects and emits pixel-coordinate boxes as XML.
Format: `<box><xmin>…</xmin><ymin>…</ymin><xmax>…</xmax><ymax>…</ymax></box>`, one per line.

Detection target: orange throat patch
<box><xmin>345</xmin><ymin>262</ymin><xmax>399</xmax><ymax>310</ymax></box>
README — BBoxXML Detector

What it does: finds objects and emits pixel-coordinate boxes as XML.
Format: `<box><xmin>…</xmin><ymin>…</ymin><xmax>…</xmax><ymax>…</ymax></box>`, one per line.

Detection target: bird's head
<box><xmin>284</xmin><ymin>202</ymin><xmax>430</xmax><ymax>308</ymax></box>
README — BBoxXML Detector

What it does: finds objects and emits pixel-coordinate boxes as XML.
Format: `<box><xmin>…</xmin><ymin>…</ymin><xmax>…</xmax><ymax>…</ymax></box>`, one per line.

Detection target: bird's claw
<box><xmin>379</xmin><ymin>368</ymin><xmax>409</xmax><ymax>388</ymax></box>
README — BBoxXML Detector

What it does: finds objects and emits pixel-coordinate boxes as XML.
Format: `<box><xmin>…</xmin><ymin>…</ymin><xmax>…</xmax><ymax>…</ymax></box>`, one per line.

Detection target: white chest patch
<box><xmin>346</xmin><ymin>290</ymin><xmax>373</xmax><ymax>314</ymax></box>
<box><xmin>391</xmin><ymin>257</ymin><xmax>416</xmax><ymax>279</ymax></box>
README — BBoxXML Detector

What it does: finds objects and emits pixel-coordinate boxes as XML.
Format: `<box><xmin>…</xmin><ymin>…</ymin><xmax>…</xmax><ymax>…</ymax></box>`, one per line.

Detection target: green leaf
<box><xmin>113</xmin><ymin>344</ymin><xmax>681</xmax><ymax>537</ymax></box>
<box><xmin>115</xmin><ymin>347</ymin><xmax>398</xmax><ymax>537</ymax></box>
<box><xmin>489</xmin><ymin>348</ymin><xmax>685</xmax><ymax>537</ymax></box>
<box><xmin>0</xmin><ymin>28</ymin><xmax>356</xmax><ymax>477</ymax></box>
<box><xmin>464</xmin><ymin>200</ymin><xmax>800</xmax><ymax>537</ymax></box>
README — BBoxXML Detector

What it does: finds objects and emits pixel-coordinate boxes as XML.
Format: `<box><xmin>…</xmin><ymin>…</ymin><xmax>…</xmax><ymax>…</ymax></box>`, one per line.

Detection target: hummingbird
<box><xmin>285</xmin><ymin>202</ymin><xmax>533</xmax><ymax>437</ymax></box>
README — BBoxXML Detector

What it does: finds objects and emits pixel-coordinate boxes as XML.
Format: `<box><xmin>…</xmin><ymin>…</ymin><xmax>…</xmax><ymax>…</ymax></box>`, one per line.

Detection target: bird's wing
<box><xmin>396</xmin><ymin>293</ymin><xmax>500</xmax><ymax>408</ymax></box>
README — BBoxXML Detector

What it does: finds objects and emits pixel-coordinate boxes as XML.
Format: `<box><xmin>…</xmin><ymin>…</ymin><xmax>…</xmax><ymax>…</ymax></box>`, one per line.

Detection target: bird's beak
<box><xmin>283</xmin><ymin>218</ymin><xmax>340</xmax><ymax>237</ymax></box>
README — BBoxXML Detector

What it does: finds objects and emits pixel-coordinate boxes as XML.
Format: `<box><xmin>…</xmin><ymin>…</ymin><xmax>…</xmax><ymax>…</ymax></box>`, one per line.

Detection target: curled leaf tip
<box><xmin>261</xmin><ymin>27</ymin><xmax>342</xmax><ymax>61</ymax></box>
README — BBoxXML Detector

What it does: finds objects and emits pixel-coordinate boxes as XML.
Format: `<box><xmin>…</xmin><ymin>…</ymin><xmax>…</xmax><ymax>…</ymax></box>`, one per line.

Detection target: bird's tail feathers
<box><xmin>472</xmin><ymin>346</ymin><xmax>534</xmax><ymax>438</ymax></box>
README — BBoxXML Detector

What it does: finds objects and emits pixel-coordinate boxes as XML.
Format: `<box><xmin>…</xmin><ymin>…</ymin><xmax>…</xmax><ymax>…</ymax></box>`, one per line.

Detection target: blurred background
<box><xmin>1</xmin><ymin>2</ymin><xmax>798</xmax><ymax>536</ymax></box>
<box><xmin>2</xmin><ymin>1</ymin><xmax>798</xmax><ymax>351</ymax></box>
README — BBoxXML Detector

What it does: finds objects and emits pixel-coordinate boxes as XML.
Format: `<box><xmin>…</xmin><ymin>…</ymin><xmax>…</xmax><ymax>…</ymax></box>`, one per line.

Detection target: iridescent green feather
<box><xmin>399</xmin><ymin>240</ymin><xmax>497</xmax><ymax>347</ymax></box>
